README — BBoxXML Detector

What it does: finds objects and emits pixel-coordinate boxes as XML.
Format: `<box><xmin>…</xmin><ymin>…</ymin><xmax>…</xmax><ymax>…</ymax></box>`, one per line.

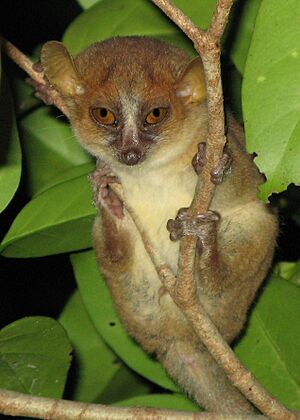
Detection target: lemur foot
<box><xmin>210</xmin><ymin>146</ymin><xmax>232</xmax><ymax>185</ymax></box>
<box><xmin>192</xmin><ymin>142</ymin><xmax>232</xmax><ymax>184</ymax></box>
<box><xmin>192</xmin><ymin>142</ymin><xmax>207</xmax><ymax>175</ymax></box>
<box><xmin>89</xmin><ymin>161</ymin><xmax>124</xmax><ymax>219</ymax></box>
<box><xmin>167</xmin><ymin>208</ymin><xmax>219</xmax><ymax>254</ymax></box>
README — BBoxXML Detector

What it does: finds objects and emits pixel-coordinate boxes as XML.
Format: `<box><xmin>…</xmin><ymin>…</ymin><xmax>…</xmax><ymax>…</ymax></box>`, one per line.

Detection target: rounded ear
<box><xmin>41</xmin><ymin>41</ymin><xmax>84</xmax><ymax>97</ymax></box>
<box><xmin>176</xmin><ymin>56</ymin><xmax>206</xmax><ymax>104</ymax></box>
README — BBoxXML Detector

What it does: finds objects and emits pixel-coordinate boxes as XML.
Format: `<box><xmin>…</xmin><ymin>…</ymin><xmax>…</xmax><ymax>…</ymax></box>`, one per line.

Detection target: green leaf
<box><xmin>77</xmin><ymin>0</ymin><xmax>102</xmax><ymax>9</ymax></box>
<box><xmin>235</xmin><ymin>274</ymin><xmax>300</xmax><ymax>409</ymax></box>
<box><xmin>115</xmin><ymin>393</ymin><xmax>199</xmax><ymax>411</ymax></box>
<box><xmin>60</xmin><ymin>290</ymin><xmax>150</xmax><ymax>403</ymax></box>
<box><xmin>228</xmin><ymin>0</ymin><xmax>262</xmax><ymax>74</ymax></box>
<box><xmin>242</xmin><ymin>0</ymin><xmax>300</xmax><ymax>200</ymax></box>
<box><xmin>63</xmin><ymin>0</ymin><xmax>216</xmax><ymax>56</ymax></box>
<box><xmin>20</xmin><ymin>107</ymin><xmax>92</xmax><ymax>197</ymax></box>
<box><xmin>59</xmin><ymin>290</ymin><xmax>125</xmax><ymax>402</ymax></box>
<box><xmin>35</xmin><ymin>162</ymin><xmax>94</xmax><ymax>196</ymax></box>
<box><xmin>274</xmin><ymin>261</ymin><xmax>300</xmax><ymax>287</ymax></box>
<box><xmin>70</xmin><ymin>250</ymin><xmax>179</xmax><ymax>392</ymax></box>
<box><xmin>0</xmin><ymin>166</ymin><xmax>95</xmax><ymax>257</ymax></box>
<box><xmin>0</xmin><ymin>317</ymin><xmax>71</xmax><ymax>398</ymax></box>
<box><xmin>0</xmin><ymin>65</ymin><xmax>22</xmax><ymax>213</ymax></box>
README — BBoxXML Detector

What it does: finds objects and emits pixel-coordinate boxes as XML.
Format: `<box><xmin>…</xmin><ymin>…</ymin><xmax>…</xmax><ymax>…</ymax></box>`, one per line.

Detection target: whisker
<box><xmin>55</xmin><ymin>113</ymin><xmax>67</xmax><ymax>120</ymax></box>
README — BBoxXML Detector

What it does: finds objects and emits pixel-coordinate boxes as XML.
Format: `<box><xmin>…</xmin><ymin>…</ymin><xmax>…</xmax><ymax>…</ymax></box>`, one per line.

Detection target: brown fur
<box><xmin>41</xmin><ymin>36</ymin><xmax>278</xmax><ymax>413</ymax></box>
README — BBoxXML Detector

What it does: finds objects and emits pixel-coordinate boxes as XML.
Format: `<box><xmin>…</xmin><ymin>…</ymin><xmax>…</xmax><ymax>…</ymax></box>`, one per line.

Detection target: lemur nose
<box><xmin>121</xmin><ymin>149</ymin><xmax>142</xmax><ymax>165</ymax></box>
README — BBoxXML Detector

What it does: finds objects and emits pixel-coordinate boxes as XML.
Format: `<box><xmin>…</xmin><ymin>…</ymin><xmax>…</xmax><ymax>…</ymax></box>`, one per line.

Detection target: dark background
<box><xmin>0</xmin><ymin>0</ymin><xmax>81</xmax><ymax>328</ymax></box>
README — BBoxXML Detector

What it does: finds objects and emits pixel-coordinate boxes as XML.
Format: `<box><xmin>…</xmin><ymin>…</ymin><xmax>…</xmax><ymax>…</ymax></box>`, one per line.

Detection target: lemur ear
<box><xmin>41</xmin><ymin>41</ymin><xmax>84</xmax><ymax>97</ymax></box>
<box><xmin>176</xmin><ymin>56</ymin><xmax>206</xmax><ymax>104</ymax></box>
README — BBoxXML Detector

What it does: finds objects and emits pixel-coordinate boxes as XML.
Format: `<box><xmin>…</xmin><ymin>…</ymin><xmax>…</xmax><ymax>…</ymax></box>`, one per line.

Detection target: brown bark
<box><xmin>1</xmin><ymin>388</ymin><xmax>265</xmax><ymax>419</ymax></box>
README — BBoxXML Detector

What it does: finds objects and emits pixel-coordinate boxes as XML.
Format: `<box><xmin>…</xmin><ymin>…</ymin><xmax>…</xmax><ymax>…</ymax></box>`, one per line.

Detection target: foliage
<box><xmin>242</xmin><ymin>0</ymin><xmax>300</xmax><ymax>201</ymax></box>
<box><xmin>0</xmin><ymin>0</ymin><xmax>299</xmax><ymax>413</ymax></box>
<box><xmin>0</xmin><ymin>317</ymin><xmax>71</xmax><ymax>398</ymax></box>
<box><xmin>0</xmin><ymin>66</ymin><xmax>21</xmax><ymax>213</ymax></box>
<box><xmin>235</xmin><ymin>274</ymin><xmax>300</xmax><ymax>410</ymax></box>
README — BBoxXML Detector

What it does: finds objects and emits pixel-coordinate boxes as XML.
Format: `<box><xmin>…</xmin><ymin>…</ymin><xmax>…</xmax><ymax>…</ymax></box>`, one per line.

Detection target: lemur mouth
<box><xmin>119</xmin><ymin>148</ymin><xmax>144</xmax><ymax>166</ymax></box>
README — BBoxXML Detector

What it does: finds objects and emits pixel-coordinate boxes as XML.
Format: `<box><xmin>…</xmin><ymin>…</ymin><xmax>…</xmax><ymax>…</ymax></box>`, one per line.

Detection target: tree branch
<box><xmin>3</xmin><ymin>388</ymin><xmax>263</xmax><ymax>419</ymax></box>
<box><xmin>208</xmin><ymin>0</ymin><xmax>234</xmax><ymax>42</ymax></box>
<box><xmin>0</xmin><ymin>36</ymin><xmax>69</xmax><ymax>117</ymax></box>
<box><xmin>150</xmin><ymin>0</ymin><xmax>206</xmax><ymax>44</ymax></box>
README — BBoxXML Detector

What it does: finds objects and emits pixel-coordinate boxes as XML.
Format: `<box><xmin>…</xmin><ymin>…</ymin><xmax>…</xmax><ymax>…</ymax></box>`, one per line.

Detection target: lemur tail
<box><xmin>159</xmin><ymin>340</ymin><xmax>255</xmax><ymax>414</ymax></box>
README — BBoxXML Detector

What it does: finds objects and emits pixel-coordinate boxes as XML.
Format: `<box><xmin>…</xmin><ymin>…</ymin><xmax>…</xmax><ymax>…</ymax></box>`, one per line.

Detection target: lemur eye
<box><xmin>90</xmin><ymin>108</ymin><xmax>118</xmax><ymax>126</ymax></box>
<box><xmin>145</xmin><ymin>107</ymin><xmax>168</xmax><ymax>125</ymax></box>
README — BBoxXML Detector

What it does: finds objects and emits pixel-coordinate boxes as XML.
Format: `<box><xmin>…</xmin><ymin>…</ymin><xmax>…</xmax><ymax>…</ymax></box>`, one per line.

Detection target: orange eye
<box><xmin>145</xmin><ymin>108</ymin><xmax>168</xmax><ymax>125</ymax></box>
<box><xmin>91</xmin><ymin>108</ymin><xmax>117</xmax><ymax>126</ymax></box>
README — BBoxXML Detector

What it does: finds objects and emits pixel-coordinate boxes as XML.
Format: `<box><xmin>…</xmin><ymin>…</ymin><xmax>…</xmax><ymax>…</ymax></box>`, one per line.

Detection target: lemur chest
<box><xmin>121</xmin><ymin>168</ymin><xmax>196</xmax><ymax>272</ymax></box>
<box><xmin>109</xmin><ymin>168</ymin><xmax>198</xmax><ymax>326</ymax></box>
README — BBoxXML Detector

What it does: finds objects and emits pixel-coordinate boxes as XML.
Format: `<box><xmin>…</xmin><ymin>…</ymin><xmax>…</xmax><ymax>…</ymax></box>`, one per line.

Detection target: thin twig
<box><xmin>151</xmin><ymin>0</ymin><xmax>205</xmax><ymax>46</ymax></box>
<box><xmin>208</xmin><ymin>0</ymin><xmax>234</xmax><ymax>42</ymax></box>
<box><xmin>0</xmin><ymin>36</ymin><xmax>69</xmax><ymax>117</ymax></box>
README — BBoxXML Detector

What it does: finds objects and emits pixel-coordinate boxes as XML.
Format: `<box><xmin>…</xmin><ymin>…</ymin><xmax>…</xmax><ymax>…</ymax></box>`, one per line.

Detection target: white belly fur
<box><xmin>120</xmin><ymin>165</ymin><xmax>197</xmax><ymax>277</ymax></box>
